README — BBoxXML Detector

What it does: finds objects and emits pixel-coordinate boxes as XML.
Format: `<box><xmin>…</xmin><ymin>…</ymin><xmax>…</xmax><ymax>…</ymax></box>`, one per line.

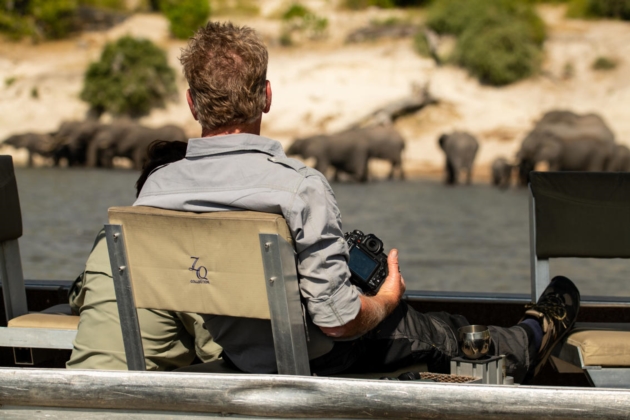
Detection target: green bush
<box><xmin>568</xmin><ymin>0</ymin><xmax>630</xmax><ymax>19</ymax></box>
<box><xmin>343</xmin><ymin>0</ymin><xmax>427</xmax><ymax>8</ymax></box>
<box><xmin>592</xmin><ymin>56</ymin><xmax>618</xmax><ymax>70</ymax></box>
<box><xmin>280</xmin><ymin>3</ymin><xmax>328</xmax><ymax>45</ymax></box>
<box><xmin>29</xmin><ymin>0</ymin><xmax>78</xmax><ymax>39</ymax></box>
<box><xmin>424</xmin><ymin>0</ymin><xmax>545</xmax><ymax>86</ymax></box>
<box><xmin>0</xmin><ymin>0</ymin><xmax>79</xmax><ymax>40</ymax></box>
<box><xmin>80</xmin><ymin>36</ymin><xmax>177</xmax><ymax>117</ymax></box>
<box><xmin>0</xmin><ymin>10</ymin><xmax>34</xmax><ymax>40</ymax></box>
<box><xmin>456</xmin><ymin>20</ymin><xmax>541</xmax><ymax>85</ymax></box>
<box><xmin>79</xmin><ymin>0</ymin><xmax>128</xmax><ymax>10</ymax></box>
<box><xmin>159</xmin><ymin>0</ymin><xmax>210</xmax><ymax>39</ymax></box>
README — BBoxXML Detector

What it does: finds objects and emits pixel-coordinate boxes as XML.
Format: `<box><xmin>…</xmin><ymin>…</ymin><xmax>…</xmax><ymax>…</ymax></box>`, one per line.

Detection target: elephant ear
<box><xmin>438</xmin><ymin>134</ymin><xmax>447</xmax><ymax>149</ymax></box>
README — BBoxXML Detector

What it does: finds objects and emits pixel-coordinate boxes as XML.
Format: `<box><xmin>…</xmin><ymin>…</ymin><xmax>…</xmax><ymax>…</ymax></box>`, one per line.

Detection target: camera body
<box><xmin>344</xmin><ymin>230</ymin><xmax>388</xmax><ymax>295</ymax></box>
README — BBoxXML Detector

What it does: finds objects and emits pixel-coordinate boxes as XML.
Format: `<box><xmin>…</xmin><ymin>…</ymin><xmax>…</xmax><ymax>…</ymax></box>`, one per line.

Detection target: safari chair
<box><xmin>105</xmin><ymin>206</ymin><xmax>311</xmax><ymax>375</ymax></box>
<box><xmin>528</xmin><ymin>171</ymin><xmax>630</xmax><ymax>388</ymax></box>
<box><xmin>0</xmin><ymin>155</ymin><xmax>78</xmax><ymax>365</ymax></box>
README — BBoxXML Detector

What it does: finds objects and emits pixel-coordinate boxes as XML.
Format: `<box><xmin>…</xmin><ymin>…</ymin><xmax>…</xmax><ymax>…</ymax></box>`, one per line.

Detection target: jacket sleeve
<box><xmin>287</xmin><ymin>169</ymin><xmax>361</xmax><ymax>328</ymax></box>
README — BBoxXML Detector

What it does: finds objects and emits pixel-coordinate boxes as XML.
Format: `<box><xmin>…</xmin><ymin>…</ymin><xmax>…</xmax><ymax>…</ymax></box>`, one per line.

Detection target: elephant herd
<box><xmin>5</xmin><ymin>110</ymin><xmax>626</xmax><ymax>187</ymax></box>
<box><xmin>438</xmin><ymin>110</ymin><xmax>628</xmax><ymax>188</ymax></box>
<box><xmin>2</xmin><ymin>120</ymin><xmax>186</xmax><ymax>170</ymax></box>
<box><xmin>286</xmin><ymin>125</ymin><xmax>406</xmax><ymax>182</ymax></box>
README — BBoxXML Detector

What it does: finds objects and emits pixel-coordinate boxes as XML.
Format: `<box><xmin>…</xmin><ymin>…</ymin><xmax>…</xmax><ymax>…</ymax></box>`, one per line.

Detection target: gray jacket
<box><xmin>135</xmin><ymin>133</ymin><xmax>361</xmax><ymax>372</ymax></box>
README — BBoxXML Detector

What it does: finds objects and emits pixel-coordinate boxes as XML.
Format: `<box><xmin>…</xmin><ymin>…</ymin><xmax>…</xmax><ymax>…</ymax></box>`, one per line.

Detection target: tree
<box><xmin>80</xmin><ymin>36</ymin><xmax>178</xmax><ymax>118</ymax></box>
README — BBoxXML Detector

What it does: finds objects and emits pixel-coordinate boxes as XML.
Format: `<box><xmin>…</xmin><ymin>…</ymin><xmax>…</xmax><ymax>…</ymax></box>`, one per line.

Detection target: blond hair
<box><xmin>180</xmin><ymin>22</ymin><xmax>268</xmax><ymax>131</ymax></box>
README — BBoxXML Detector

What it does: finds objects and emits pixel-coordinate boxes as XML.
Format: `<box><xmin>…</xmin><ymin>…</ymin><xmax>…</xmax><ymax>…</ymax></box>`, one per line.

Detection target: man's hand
<box><xmin>319</xmin><ymin>249</ymin><xmax>406</xmax><ymax>339</ymax></box>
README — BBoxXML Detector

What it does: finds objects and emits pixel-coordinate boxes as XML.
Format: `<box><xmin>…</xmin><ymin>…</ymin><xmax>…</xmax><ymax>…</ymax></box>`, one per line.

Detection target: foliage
<box><xmin>424</xmin><ymin>0</ymin><xmax>546</xmax><ymax>86</ymax></box>
<box><xmin>456</xmin><ymin>20</ymin><xmax>541</xmax><ymax>85</ymax></box>
<box><xmin>567</xmin><ymin>0</ymin><xmax>630</xmax><ymax>19</ymax></box>
<box><xmin>29</xmin><ymin>0</ymin><xmax>78</xmax><ymax>39</ymax></box>
<box><xmin>211</xmin><ymin>0</ymin><xmax>259</xmax><ymax>16</ymax></box>
<box><xmin>592</xmin><ymin>56</ymin><xmax>618</xmax><ymax>70</ymax></box>
<box><xmin>0</xmin><ymin>0</ymin><xmax>133</xmax><ymax>40</ymax></box>
<box><xmin>0</xmin><ymin>10</ymin><xmax>34</xmax><ymax>40</ymax></box>
<box><xmin>280</xmin><ymin>3</ymin><xmax>328</xmax><ymax>46</ymax></box>
<box><xmin>79</xmin><ymin>0</ymin><xmax>128</xmax><ymax>10</ymax></box>
<box><xmin>413</xmin><ymin>31</ymin><xmax>431</xmax><ymax>57</ymax></box>
<box><xmin>159</xmin><ymin>0</ymin><xmax>211</xmax><ymax>39</ymax></box>
<box><xmin>342</xmin><ymin>0</ymin><xmax>427</xmax><ymax>9</ymax></box>
<box><xmin>80</xmin><ymin>36</ymin><xmax>177</xmax><ymax>118</ymax></box>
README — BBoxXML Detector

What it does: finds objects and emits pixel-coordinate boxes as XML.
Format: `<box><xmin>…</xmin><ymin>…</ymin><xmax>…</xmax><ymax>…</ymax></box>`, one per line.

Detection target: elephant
<box><xmin>360</xmin><ymin>125</ymin><xmax>406</xmax><ymax>180</ymax></box>
<box><xmin>438</xmin><ymin>131</ymin><xmax>479</xmax><ymax>185</ymax></box>
<box><xmin>286</xmin><ymin>133</ymin><xmax>370</xmax><ymax>182</ymax></box>
<box><xmin>605</xmin><ymin>144</ymin><xmax>630</xmax><ymax>172</ymax></box>
<box><xmin>107</xmin><ymin>124</ymin><xmax>187</xmax><ymax>170</ymax></box>
<box><xmin>85</xmin><ymin>120</ymin><xmax>139</xmax><ymax>168</ymax></box>
<box><xmin>517</xmin><ymin>110</ymin><xmax>616</xmax><ymax>185</ymax></box>
<box><xmin>491</xmin><ymin>157</ymin><xmax>513</xmax><ymax>189</ymax></box>
<box><xmin>53</xmin><ymin>120</ymin><xmax>105</xmax><ymax>167</ymax></box>
<box><xmin>2</xmin><ymin>132</ymin><xmax>57</xmax><ymax>166</ymax></box>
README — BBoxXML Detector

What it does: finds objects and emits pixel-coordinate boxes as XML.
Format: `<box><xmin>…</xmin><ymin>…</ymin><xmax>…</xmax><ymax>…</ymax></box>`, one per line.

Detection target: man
<box><xmin>136</xmin><ymin>22</ymin><xmax>580</xmax><ymax>382</ymax></box>
<box><xmin>67</xmin><ymin>141</ymin><xmax>222</xmax><ymax>370</ymax></box>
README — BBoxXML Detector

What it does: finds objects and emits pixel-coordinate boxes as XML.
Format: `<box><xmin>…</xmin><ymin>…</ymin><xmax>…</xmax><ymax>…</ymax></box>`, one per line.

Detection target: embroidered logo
<box><xmin>189</xmin><ymin>256</ymin><xmax>209</xmax><ymax>284</ymax></box>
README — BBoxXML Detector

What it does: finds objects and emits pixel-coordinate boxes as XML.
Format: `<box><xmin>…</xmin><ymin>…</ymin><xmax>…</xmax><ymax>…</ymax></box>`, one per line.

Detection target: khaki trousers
<box><xmin>66</xmin><ymin>230</ymin><xmax>222</xmax><ymax>370</ymax></box>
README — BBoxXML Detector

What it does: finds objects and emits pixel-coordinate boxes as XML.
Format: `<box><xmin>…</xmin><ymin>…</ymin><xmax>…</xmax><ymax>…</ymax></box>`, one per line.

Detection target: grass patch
<box><xmin>211</xmin><ymin>0</ymin><xmax>259</xmax><ymax>16</ymax></box>
<box><xmin>592</xmin><ymin>56</ymin><xmax>618</xmax><ymax>70</ymax></box>
<box><xmin>5</xmin><ymin>77</ymin><xmax>17</xmax><ymax>87</ymax></box>
<box><xmin>280</xmin><ymin>3</ymin><xmax>328</xmax><ymax>46</ymax></box>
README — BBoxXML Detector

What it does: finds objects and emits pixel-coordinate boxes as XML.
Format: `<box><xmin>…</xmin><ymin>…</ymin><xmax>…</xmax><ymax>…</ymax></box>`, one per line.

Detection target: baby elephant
<box><xmin>438</xmin><ymin>131</ymin><xmax>479</xmax><ymax>185</ymax></box>
<box><xmin>491</xmin><ymin>157</ymin><xmax>513</xmax><ymax>189</ymax></box>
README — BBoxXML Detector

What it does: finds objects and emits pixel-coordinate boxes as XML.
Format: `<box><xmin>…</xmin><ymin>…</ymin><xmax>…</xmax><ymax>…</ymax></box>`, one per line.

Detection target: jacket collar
<box><xmin>185</xmin><ymin>133</ymin><xmax>286</xmax><ymax>158</ymax></box>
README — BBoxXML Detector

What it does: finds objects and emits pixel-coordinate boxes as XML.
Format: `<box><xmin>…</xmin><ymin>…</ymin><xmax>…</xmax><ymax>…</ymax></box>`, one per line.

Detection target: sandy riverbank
<box><xmin>0</xmin><ymin>2</ymin><xmax>628</xmax><ymax>182</ymax></box>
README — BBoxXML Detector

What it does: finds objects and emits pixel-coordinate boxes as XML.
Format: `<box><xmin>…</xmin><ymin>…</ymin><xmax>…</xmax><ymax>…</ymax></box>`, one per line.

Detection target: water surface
<box><xmin>14</xmin><ymin>168</ymin><xmax>630</xmax><ymax>297</ymax></box>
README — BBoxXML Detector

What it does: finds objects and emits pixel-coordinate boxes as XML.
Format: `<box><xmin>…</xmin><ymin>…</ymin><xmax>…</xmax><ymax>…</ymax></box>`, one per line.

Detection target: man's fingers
<box><xmin>388</xmin><ymin>249</ymin><xmax>399</xmax><ymax>275</ymax></box>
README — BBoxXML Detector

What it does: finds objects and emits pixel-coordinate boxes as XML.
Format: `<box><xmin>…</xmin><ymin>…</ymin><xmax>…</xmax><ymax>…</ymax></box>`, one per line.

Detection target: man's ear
<box><xmin>186</xmin><ymin>89</ymin><xmax>199</xmax><ymax>121</ymax></box>
<box><xmin>263</xmin><ymin>81</ymin><xmax>272</xmax><ymax>114</ymax></box>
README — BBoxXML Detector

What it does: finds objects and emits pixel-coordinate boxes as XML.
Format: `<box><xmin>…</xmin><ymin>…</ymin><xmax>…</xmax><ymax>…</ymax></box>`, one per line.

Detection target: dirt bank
<box><xmin>0</xmin><ymin>3</ymin><xmax>628</xmax><ymax>182</ymax></box>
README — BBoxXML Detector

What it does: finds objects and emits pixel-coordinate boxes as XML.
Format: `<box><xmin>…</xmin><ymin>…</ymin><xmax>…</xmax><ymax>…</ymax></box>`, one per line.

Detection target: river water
<box><xmin>14</xmin><ymin>168</ymin><xmax>630</xmax><ymax>297</ymax></box>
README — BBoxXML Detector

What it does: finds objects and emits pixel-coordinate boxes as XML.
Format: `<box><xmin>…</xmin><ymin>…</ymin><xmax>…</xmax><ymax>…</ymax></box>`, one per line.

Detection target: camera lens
<box><xmin>365</xmin><ymin>238</ymin><xmax>381</xmax><ymax>253</ymax></box>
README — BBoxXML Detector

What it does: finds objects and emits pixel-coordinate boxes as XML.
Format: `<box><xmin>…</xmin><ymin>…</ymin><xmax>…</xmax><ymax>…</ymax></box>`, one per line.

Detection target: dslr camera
<box><xmin>344</xmin><ymin>230</ymin><xmax>388</xmax><ymax>295</ymax></box>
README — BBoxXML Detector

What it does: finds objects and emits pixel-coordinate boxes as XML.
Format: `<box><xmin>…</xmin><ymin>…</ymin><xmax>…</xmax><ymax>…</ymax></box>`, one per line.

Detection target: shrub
<box><xmin>211</xmin><ymin>0</ymin><xmax>259</xmax><ymax>16</ymax></box>
<box><xmin>80</xmin><ymin>36</ymin><xmax>177</xmax><ymax>117</ymax></box>
<box><xmin>424</xmin><ymin>0</ymin><xmax>546</xmax><ymax>86</ymax></box>
<box><xmin>592</xmin><ymin>56</ymin><xmax>618</xmax><ymax>70</ymax></box>
<box><xmin>343</xmin><ymin>0</ymin><xmax>427</xmax><ymax>9</ymax></box>
<box><xmin>0</xmin><ymin>10</ymin><xmax>34</xmax><ymax>40</ymax></box>
<box><xmin>280</xmin><ymin>3</ymin><xmax>328</xmax><ymax>45</ymax></box>
<box><xmin>568</xmin><ymin>0</ymin><xmax>630</xmax><ymax>19</ymax></box>
<box><xmin>159</xmin><ymin>0</ymin><xmax>210</xmax><ymax>39</ymax></box>
<box><xmin>456</xmin><ymin>20</ymin><xmax>541</xmax><ymax>85</ymax></box>
<box><xmin>29</xmin><ymin>0</ymin><xmax>78</xmax><ymax>39</ymax></box>
<box><xmin>79</xmin><ymin>0</ymin><xmax>128</xmax><ymax>10</ymax></box>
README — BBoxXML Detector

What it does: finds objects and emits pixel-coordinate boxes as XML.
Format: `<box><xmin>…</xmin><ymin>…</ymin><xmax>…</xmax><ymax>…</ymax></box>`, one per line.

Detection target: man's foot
<box><xmin>522</xmin><ymin>276</ymin><xmax>580</xmax><ymax>377</ymax></box>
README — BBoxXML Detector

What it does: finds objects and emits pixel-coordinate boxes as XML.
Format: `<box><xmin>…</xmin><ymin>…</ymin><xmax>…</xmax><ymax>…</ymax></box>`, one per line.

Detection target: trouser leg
<box><xmin>487</xmin><ymin>325</ymin><xmax>532</xmax><ymax>383</ymax></box>
<box><xmin>323</xmin><ymin>302</ymin><xmax>533</xmax><ymax>383</ymax></box>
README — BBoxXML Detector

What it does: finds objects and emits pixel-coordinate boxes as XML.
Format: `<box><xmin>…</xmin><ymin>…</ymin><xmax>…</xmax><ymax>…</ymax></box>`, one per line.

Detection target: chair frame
<box><xmin>0</xmin><ymin>156</ymin><xmax>77</xmax><ymax>364</ymax></box>
<box><xmin>105</xmin><ymin>223</ymin><xmax>311</xmax><ymax>376</ymax></box>
<box><xmin>528</xmin><ymin>173</ymin><xmax>630</xmax><ymax>388</ymax></box>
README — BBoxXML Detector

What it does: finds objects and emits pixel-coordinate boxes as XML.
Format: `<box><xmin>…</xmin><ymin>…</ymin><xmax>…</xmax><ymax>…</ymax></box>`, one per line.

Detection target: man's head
<box><xmin>180</xmin><ymin>22</ymin><xmax>270</xmax><ymax>134</ymax></box>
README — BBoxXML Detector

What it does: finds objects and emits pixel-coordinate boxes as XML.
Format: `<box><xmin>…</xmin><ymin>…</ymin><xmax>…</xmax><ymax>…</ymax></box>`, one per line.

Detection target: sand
<box><xmin>0</xmin><ymin>2</ymin><xmax>629</xmax><ymax>181</ymax></box>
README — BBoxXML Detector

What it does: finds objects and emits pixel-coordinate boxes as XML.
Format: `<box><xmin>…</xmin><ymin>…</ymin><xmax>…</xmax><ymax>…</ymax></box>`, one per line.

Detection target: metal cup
<box><xmin>458</xmin><ymin>325</ymin><xmax>491</xmax><ymax>360</ymax></box>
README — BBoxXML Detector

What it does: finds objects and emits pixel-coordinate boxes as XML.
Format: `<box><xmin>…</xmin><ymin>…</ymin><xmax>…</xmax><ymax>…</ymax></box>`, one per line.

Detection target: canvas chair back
<box><xmin>106</xmin><ymin>206</ymin><xmax>310</xmax><ymax>375</ymax></box>
<box><xmin>0</xmin><ymin>156</ymin><xmax>28</xmax><ymax>321</ymax></box>
<box><xmin>529</xmin><ymin>171</ymin><xmax>630</xmax><ymax>300</ymax></box>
